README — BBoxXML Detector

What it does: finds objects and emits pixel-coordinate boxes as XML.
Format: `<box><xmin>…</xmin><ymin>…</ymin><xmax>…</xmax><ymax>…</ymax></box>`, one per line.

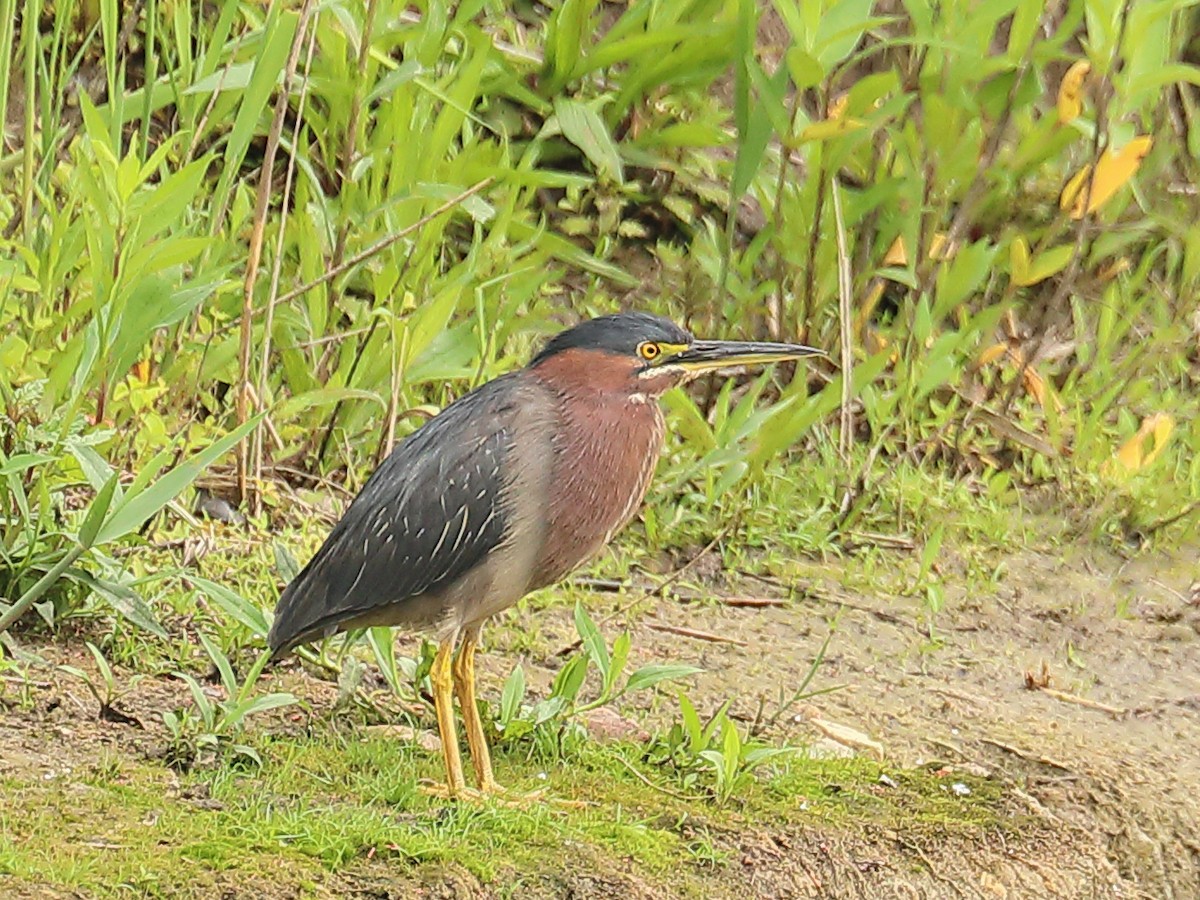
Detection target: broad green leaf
<box><xmin>368</xmin><ymin>627</ymin><xmax>401</xmax><ymax>694</ymax></box>
<box><xmin>553</xmin><ymin>98</ymin><xmax>624</xmax><ymax>183</ymax></box>
<box><xmin>275</xmin><ymin>387</ymin><xmax>384</xmax><ymax>421</ymax></box>
<box><xmin>1009</xmin><ymin>236</ymin><xmax>1032</xmax><ymax>284</ymax></box>
<box><xmin>573</xmin><ymin>601</ymin><xmax>609</xmax><ymax>680</ymax></box>
<box><xmin>551</xmin><ymin>654</ymin><xmax>589</xmax><ymax>705</ymax></box>
<box><xmin>184</xmin><ymin>62</ymin><xmax>254</xmax><ymax>96</ymax></box>
<box><xmin>606</xmin><ymin>630</ymin><xmax>631</xmax><ymax>695</ymax></box>
<box><xmin>500</xmin><ymin>665</ymin><xmax>526</xmax><ymax>725</ymax></box>
<box><xmin>786</xmin><ymin>47</ymin><xmax>823</xmax><ymax>88</ymax></box>
<box><xmin>1022</xmin><ymin>245</ymin><xmax>1075</xmax><ymax>287</ymax></box>
<box><xmin>200</xmin><ymin>631</ymin><xmax>238</xmax><ymax>695</ymax></box>
<box><xmin>0</xmin><ymin>453</ymin><xmax>58</xmax><ymax>476</ymax></box>
<box><xmin>188</xmin><ymin>575</ymin><xmax>270</xmax><ymax>638</ymax></box>
<box><xmin>814</xmin><ymin>0</ymin><xmax>874</xmax><ymax>68</ymax></box>
<box><xmin>85</xmin><ymin>577</ymin><xmax>168</xmax><ymax>639</ymax></box>
<box><xmin>213</xmin><ymin>8</ymin><xmax>297</xmax><ymax>221</ymax></box>
<box><xmin>223</xmin><ymin>692</ymin><xmax>298</xmax><ymax>730</ymax></box>
<box><xmin>94</xmin><ymin>415</ymin><xmax>261</xmax><ymax>545</ymax></box>
<box><xmin>78</xmin><ymin>473</ymin><xmax>121</xmax><ymax>548</ymax></box>
<box><xmin>625</xmin><ymin>664</ymin><xmax>702</xmax><ymax>696</ymax></box>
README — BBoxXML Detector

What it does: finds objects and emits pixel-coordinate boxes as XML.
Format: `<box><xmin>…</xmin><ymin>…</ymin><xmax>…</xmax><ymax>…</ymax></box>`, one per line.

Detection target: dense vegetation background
<box><xmin>2</xmin><ymin>0</ymin><xmax>1197</xmax><ymax>640</ymax></box>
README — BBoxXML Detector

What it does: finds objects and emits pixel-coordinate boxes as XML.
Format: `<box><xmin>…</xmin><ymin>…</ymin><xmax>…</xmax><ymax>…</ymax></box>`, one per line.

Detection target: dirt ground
<box><xmin>491</xmin><ymin>537</ymin><xmax>1200</xmax><ymax>899</ymax></box>
<box><xmin>2</xmin><ymin>538</ymin><xmax>1198</xmax><ymax>899</ymax></box>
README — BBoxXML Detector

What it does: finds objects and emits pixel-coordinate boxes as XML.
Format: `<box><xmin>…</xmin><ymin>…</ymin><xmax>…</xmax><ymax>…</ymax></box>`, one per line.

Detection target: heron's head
<box><xmin>530</xmin><ymin>312</ymin><xmax>825</xmax><ymax>398</ymax></box>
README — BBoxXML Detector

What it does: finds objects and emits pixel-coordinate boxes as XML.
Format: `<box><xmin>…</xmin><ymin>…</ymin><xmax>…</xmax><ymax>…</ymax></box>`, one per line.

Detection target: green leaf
<box><xmin>606</xmin><ymin>630</ymin><xmax>631</xmax><ymax>695</ymax></box>
<box><xmin>1024</xmin><ymin>244</ymin><xmax>1075</xmax><ymax>287</ymax></box>
<box><xmin>199</xmin><ymin>631</ymin><xmax>238</xmax><ymax>695</ymax></box>
<box><xmin>551</xmin><ymin>654</ymin><xmax>589</xmax><ymax>705</ymax></box>
<box><xmin>368</xmin><ymin>627</ymin><xmax>401</xmax><ymax>695</ymax></box>
<box><xmin>213</xmin><ymin>8</ymin><xmax>297</xmax><ymax>219</ymax></box>
<box><xmin>499</xmin><ymin>665</ymin><xmax>526</xmax><ymax>726</ymax></box>
<box><xmin>85</xmin><ymin>577</ymin><xmax>168</xmax><ymax>639</ymax></box>
<box><xmin>274</xmin><ymin>542</ymin><xmax>300</xmax><ymax>585</ymax></box>
<box><xmin>935</xmin><ymin>240</ymin><xmax>995</xmax><ymax>316</ymax></box>
<box><xmin>573</xmin><ymin>601</ymin><xmax>610</xmax><ymax>682</ymax></box>
<box><xmin>625</xmin><ymin>664</ymin><xmax>702</xmax><ymax>696</ymax></box>
<box><xmin>0</xmin><ymin>453</ymin><xmax>57</xmax><ymax>476</ymax></box>
<box><xmin>94</xmin><ymin>415</ymin><xmax>261</xmax><ymax>545</ymax></box>
<box><xmin>786</xmin><ymin>47</ymin><xmax>823</xmax><ymax>89</ymax></box>
<box><xmin>553</xmin><ymin>97</ymin><xmax>624</xmax><ymax>183</ymax></box>
<box><xmin>222</xmin><ymin>692</ymin><xmax>298</xmax><ymax>731</ymax></box>
<box><xmin>69</xmin><ymin>444</ymin><xmax>117</xmax><ymax>493</ymax></box>
<box><xmin>78</xmin><ymin>473</ymin><xmax>121</xmax><ymax>549</ymax></box>
<box><xmin>814</xmin><ymin>0</ymin><xmax>875</xmax><ymax>68</ymax></box>
<box><xmin>275</xmin><ymin>387</ymin><xmax>384</xmax><ymax>421</ymax></box>
<box><xmin>188</xmin><ymin>575</ymin><xmax>270</xmax><ymax>638</ymax></box>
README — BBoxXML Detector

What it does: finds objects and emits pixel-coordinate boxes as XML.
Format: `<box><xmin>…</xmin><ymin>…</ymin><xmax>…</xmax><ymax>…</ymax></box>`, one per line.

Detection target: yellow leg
<box><xmin>452</xmin><ymin>630</ymin><xmax>500</xmax><ymax>793</ymax></box>
<box><xmin>426</xmin><ymin>636</ymin><xmax>468</xmax><ymax>798</ymax></box>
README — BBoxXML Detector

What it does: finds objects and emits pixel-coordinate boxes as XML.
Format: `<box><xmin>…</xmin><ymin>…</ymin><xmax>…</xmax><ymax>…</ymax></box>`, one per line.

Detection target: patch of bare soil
<box><xmin>499</xmin><ymin>541</ymin><xmax>1198</xmax><ymax>899</ymax></box>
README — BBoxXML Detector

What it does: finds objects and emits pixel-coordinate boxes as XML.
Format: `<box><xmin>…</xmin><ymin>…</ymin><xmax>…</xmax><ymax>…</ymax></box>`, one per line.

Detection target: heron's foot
<box><xmin>418</xmin><ymin>779</ymin><xmax>573</xmax><ymax>807</ymax></box>
<box><xmin>482</xmin><ymin>780</ymin><xmax>590</xmax><ymax>808</ymax></box>
<box><xmin>418</xmin><ymin>780</ymin><xmax>483</xmax><ymax>802</ymax></box>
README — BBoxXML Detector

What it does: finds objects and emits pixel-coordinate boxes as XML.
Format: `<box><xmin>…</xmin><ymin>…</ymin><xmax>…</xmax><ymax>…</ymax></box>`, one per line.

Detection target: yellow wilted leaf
<box><xmin>1010</xmin><ymin>237</ymin><xmax>1032</xmax><ymax>285</ymax></box>
<box><xmin>132</xmin><ymin>359</ymin><xmax>151</xmax><ymax>383</ymax></box>
<box><xmin>1098</xmin><ymin>257</ymin><xmax>1131</xmax><ymax>282</ymax></box>
<box><xmin>881</xmin><ymin>233</ymin><xmax>951</xmax><ymax>269</ymax></box>
<box><xmin>863</xmin><ymin>327</ymin><xmax>900</xmax><ymax>364</ymax></box>
<box><xmin>1113</xmin><ymin>413</ymin><xmax>1175</xmax><ymax>473</ymax></box>
<box><xmin>827</xmin><ymin>93</ymin><xmax>850</xmax><ymax>120</ymax></box>
<box><xmin>1057</xmin><ymin>60</ymin><xmax>1091</xmax><ymax>124</ymax></box>
<box><xmin>977</xmin><ymin>342</ymin><xmax>1008</xmax><ymax>367</ymax></box>
<box><xmin>883</xmin><ymin>236</ymin><xmax>908</xmax><ymax>267</ymax></box>
<box><xmin>856</xmin><ymin>281</ymin><xmax>886</xmax><ymax>336</ymax></box>
<box><xmin>927</xmin><ymin>232</ymin><xmax>953</xmax><ymax>260</ymax></box>
<box><xmin>1021</xmin><ymin>365</ymin><xmax>1060</xmax><ymax>412</ymax></box>
<box><xmin>1060</xmin><ymin>165</ymin><xmax>1092</xmax><ymax>213</ymax></box>
<box><xmin>976</xmin><ymin>345</ymin><xmax>1063</xmax><ymax>413</ymax></box>
<box><xmin>1060</xmin><ymin>136</ymin><xmax>1153</xmax><ymax>219</ymax></box>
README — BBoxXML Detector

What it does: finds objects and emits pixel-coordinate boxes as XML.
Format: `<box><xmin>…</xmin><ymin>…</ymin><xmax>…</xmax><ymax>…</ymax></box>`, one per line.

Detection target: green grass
<box><xmin>0</xmin><ymin>728</ymin><xmax>1004</xmax><ymax>899</ymax></box>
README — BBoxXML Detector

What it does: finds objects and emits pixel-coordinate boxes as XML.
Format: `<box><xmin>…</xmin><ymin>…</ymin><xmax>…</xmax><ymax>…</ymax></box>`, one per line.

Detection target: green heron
<box><xmin>268</xmin><ymin>312</ymin><xmax>823</xmax><ymax>799</ymax></box>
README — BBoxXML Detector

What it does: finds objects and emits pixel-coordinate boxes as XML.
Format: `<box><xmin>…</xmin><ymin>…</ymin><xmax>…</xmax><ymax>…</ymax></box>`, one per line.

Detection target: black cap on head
<box><xmin>531</xmin><ymin>312</ymin><xmax>692</xmax><ymax>365</ymax></box>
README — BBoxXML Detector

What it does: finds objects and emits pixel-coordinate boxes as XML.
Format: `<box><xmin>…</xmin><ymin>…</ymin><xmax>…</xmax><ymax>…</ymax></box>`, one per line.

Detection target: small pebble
<box><xmin>878</xmin><ymin>773</ymin><xmax>897</xmax><ymax>788</ymax></box>
<box><xmin>951</xmin><ymin>781</ymin><xmax>971</xmax><ymax>797</ymax></box>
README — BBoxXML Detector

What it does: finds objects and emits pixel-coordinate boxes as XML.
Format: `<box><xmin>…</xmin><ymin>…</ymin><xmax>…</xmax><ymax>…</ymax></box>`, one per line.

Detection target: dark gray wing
<box><xmin>267</xmin><ymin>375</ymin><xmax>523</xmax><ymax>655</ymax></box>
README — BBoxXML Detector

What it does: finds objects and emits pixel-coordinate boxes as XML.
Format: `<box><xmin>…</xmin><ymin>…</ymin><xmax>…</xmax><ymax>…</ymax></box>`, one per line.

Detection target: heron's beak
<box><xmin>664</xmin><ymin>339</ymin><xmax>826</xmax><ymax>375</ymax></box>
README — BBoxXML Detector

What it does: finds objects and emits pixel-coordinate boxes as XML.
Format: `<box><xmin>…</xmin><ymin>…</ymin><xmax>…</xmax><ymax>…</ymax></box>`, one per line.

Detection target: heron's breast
<box><xmin>529</xmin><ymin>395</ymin><xmax>664</xmax><ymax>589</ymax></box>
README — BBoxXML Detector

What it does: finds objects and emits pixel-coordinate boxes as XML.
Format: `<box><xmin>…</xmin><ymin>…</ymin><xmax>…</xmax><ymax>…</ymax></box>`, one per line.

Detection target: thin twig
<box><xmin>615</xmin><ymin>755</ymin><xmax>692</xmax><ymax>801</ymax></box>
<box><xmin>253</xmin><ymin>19</ymin><xmax>320</xmax><ymax>513</ymax></box>
<box><xmin>719</xmin><ymin>597</ymin><xmax>788</xmax><ymax>608</ymax></box>
<box><xmin>236</xmin><ymin>0</ymin><xmax>318</xmax><ymax>508</ymax></box>
<box><xmin>273</xmin><ymin>178</ymin><xmax>495</xmax><ymax>310</ymax></box>
<box><xmin>1032</xmin><ymin>685</ymin><xmax>1127</xmax><ymax>718</ymax></box>
<box><xmin>644</xmin><ymin>623</ymin><xmax>749</xmax><ymax>647</ymax></box>
<box><xmin>979</xmin><ymin>737</ymin><xmax>1072</xmax><ymax>772</ymax></box>
<box><xmin>831</xmin><ymin>177</ymin><xmax>854</xmax><ymax>463</ymax></box>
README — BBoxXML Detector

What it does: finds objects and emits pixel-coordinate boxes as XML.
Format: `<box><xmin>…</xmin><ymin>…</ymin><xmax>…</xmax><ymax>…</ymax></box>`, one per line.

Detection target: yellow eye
<box><xmin>637</xmin><ymin>342</ymin><xmax>660</xmax><ymax>361</ymax></box>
